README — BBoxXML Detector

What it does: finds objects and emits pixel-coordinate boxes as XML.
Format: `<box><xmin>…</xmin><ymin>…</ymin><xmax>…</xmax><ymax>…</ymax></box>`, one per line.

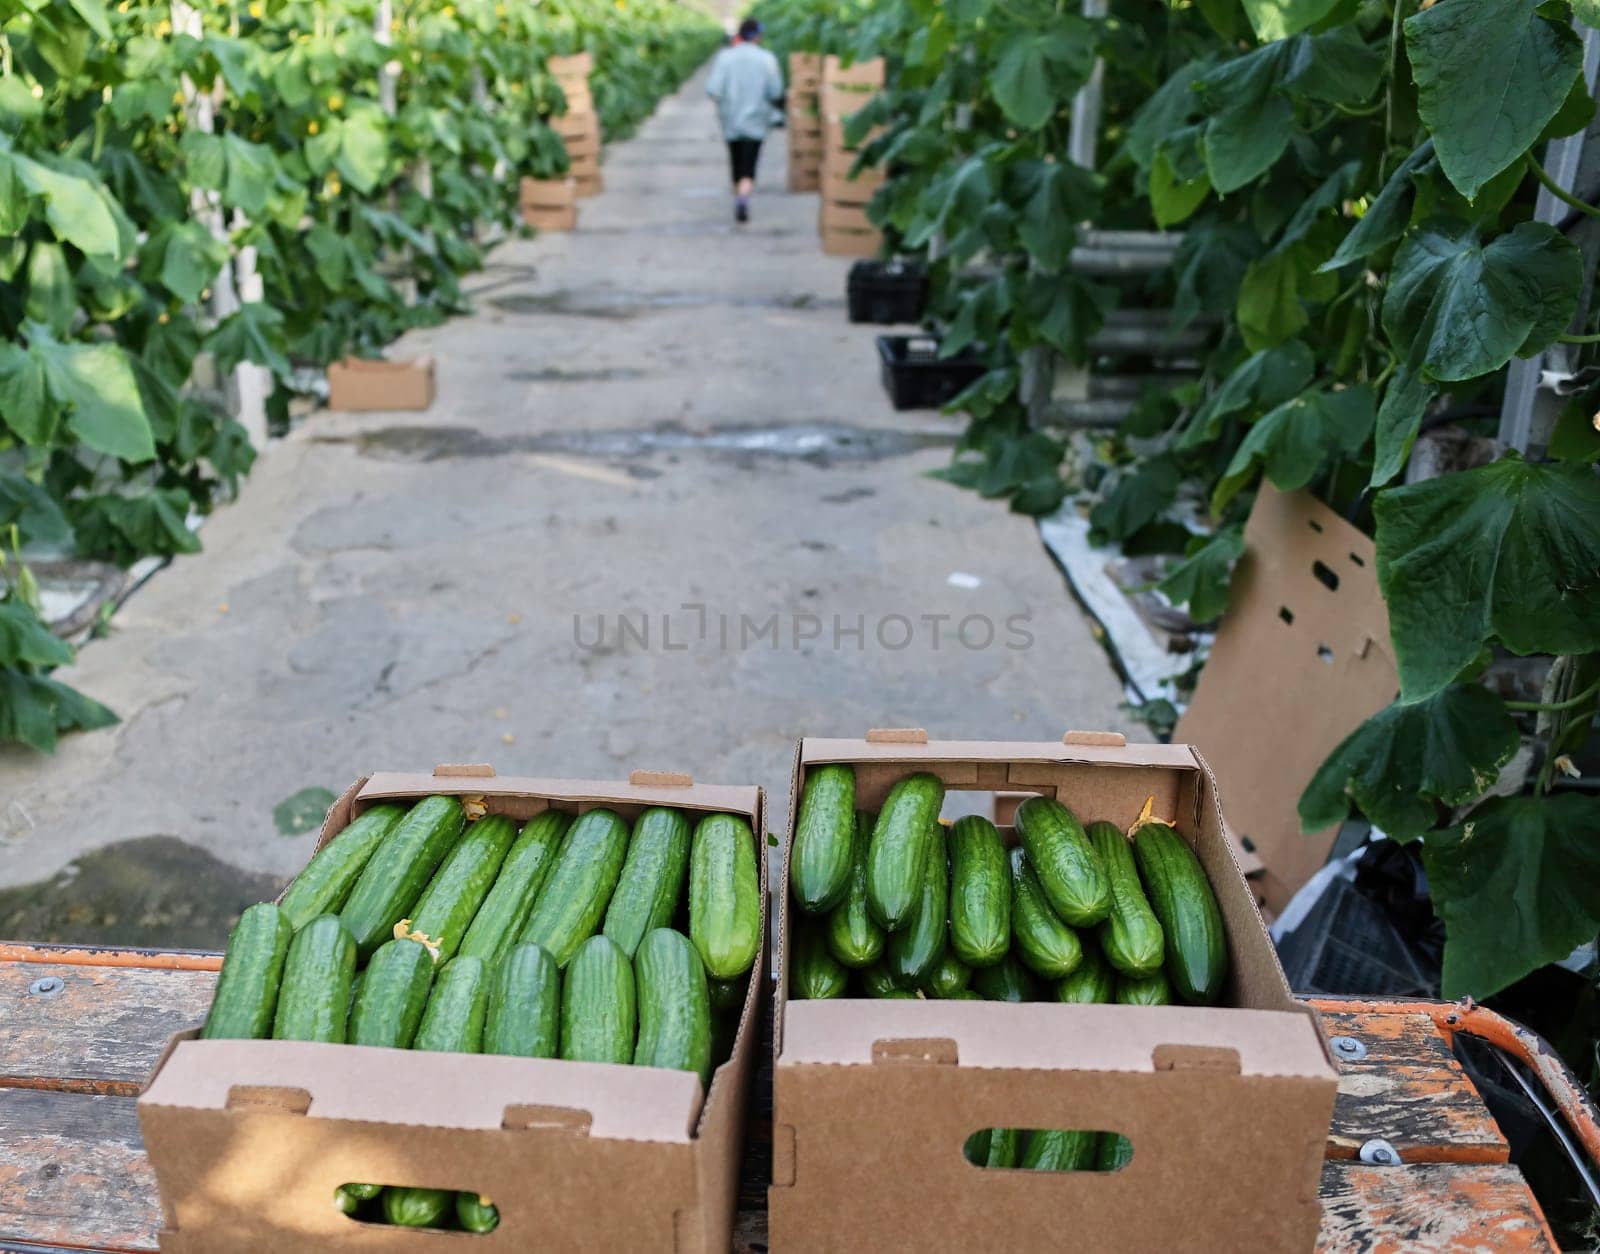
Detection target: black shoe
<box><xmin>735</xmin><ymin>201</ymin><xmax>749</xmax><ymax>223</ymax></box>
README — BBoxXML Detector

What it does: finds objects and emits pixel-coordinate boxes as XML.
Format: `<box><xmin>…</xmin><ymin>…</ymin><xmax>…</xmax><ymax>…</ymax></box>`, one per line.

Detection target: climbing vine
<box><xmin>762</xmin><ymin>0</ymin><xmax>1600</xmax><ymax>1006</ymax></box>
<box><xmin>0</xmin><ymin>0</ymin><xmax>720</xmax><ymax>749</ymax></box>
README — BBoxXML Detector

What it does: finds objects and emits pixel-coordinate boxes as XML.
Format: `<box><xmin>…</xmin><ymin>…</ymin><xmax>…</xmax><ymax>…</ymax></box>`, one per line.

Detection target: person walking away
<box><xmin>706</xmin><ymin>19</ymin><xmax>783</xmax><ymax>224</ymax></box>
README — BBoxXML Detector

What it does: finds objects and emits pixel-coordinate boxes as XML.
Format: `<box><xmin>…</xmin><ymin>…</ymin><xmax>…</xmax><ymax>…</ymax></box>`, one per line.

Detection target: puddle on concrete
<box><xmin>489</xmin><ymin>288</ymin><xmax>838</xmax><ymax>317</ymax></box>
<box><xmin>0</xmin><ymin>836</ymin><xmax>286</xmax><ymax>949</ymax></box>
<box><xmin>506</xmin><ymin>366</ymin><xmax>648</xmax><ymax>383</ymax></box>
<box><xmin>317</xmin><ymin>420</ymin><xmax>953</xmax><ymax>468</ymax></box>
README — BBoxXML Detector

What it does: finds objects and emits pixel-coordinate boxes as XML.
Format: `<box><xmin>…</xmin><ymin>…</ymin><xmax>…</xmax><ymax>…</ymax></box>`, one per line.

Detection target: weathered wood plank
<box><xmin>0</xmin><ymin>962</ymin><xmax>214</xmax><ymax>1095</ymax></box>
<box><xmin>1316</xmin><ymin>1163</ymin><xmax>1556</xmax><ymax>1252</ymax></box>
<box><xmin>1319</xmin><ymin>1010</ymin><xmax>1507</xmax><ymax>1165</ymax></box>
<box><xmin>0</xmin><ymin>1089</ymin><xmax>161</xmax><ymax>1252</ymax></box>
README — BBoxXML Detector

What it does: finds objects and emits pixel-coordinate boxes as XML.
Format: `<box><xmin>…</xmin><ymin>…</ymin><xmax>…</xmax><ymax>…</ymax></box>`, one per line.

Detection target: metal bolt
<box><xmin>1359</xmin><ymin>1138</ymin><xmax>1400</xmax><ymax>1166</ymax></box>
<box><xmin>1330</xmin><ymin>1035</ymin><xmax>1367</xmax><ymax>1062</ymax></box>
<box><xmin>28</xmin><ymin>976</ymin><xmax>64</xmax><ymax>997</ymax></box>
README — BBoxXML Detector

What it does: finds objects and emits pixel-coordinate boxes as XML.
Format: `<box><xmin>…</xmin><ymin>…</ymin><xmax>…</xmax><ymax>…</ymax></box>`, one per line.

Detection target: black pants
<box><xmin>727</xmin><ymin>138</ymin><xmax>762</xmax><ymax>184</ymax></box>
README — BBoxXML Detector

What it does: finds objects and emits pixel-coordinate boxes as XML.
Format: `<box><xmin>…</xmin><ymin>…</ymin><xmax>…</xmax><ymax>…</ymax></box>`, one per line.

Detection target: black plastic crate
<box><xmin>847</xmin><ymin>260</ymin><xmax>927</xmax><ymax>324</ymax></box>
<box><xmin>876</xmin><ymin>335</ymin><xmax>987</xmax><ymax>411</ymax></box>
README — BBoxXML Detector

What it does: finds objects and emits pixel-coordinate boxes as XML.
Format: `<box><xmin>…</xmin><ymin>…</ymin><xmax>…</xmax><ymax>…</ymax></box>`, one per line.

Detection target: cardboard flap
<box><xmin>435</xmin><ymin>762</ymin><xmax>495</xmax><ymax>778</ymax></box>
<box><xmin>143</xmin><ymin>1040</ymin><xmax>701</xmax><ymax>1143</ymax></box>
<box><xmin>781</xmin><ymin>1001</ymin><xmax>1330</xmax><ymax>1080</ymax></box>
<box><xmin>1063</xmin><ymin>730</ymin><xmax>1126</xmax><ymax>748</ymax></box>
<box><xmin>865</xmin><ymin>728</ymin><xmax>928</xmax><ymax>744</ymax></box>
<box><xmin>354</xmin><ymin>772</ymin><xmax>759</xmax><ymax>822</ymax></box>
<box><xmin>628</xmin><ymin>769</ymin><xmax>693</xmax><ymax>788</ymax></box>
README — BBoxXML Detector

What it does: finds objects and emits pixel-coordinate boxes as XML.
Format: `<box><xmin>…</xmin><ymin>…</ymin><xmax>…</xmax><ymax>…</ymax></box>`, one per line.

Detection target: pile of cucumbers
<box><xmin>202</xmin><ymin>794</ymin><xmax>761</xmax><ymax>1232</ymax></box>
<box><xmin>788</xmin><ymin>767</ymin><xmax>1228</xmax><ymax>1008</ymax></box>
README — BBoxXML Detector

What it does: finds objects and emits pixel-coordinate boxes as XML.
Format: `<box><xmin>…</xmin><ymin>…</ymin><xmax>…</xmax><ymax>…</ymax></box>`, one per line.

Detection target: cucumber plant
<box><xmin>762</xmin><ymin>0</ymin><xmax>1600</xmax><ymax>1011</ymax></box>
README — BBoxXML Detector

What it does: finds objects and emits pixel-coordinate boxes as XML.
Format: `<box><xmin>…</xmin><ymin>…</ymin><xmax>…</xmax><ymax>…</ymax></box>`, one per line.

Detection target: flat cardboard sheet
<box><xmin>1175</xmin><ymin>485</ymin><xmax>1397</xmax><ymax>914</ymax></box>
<box><xmin>325</xmin><ymin>357</ymin><xmax>435</xmax><ymax>412</ymax></box>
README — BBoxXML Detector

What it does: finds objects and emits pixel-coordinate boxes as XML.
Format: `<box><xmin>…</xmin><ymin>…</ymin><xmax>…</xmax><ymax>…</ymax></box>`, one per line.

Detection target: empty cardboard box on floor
<box><xmin>139</xmin><ymin>766</ymin><xmax>766</xmax><ymax>1252</ymax></box>
<box><xmin>768</xmin><ymin>732</ymin><xmax>1337</xmax><ymax>1253</ymax></box>
<box><xmin>519</xmin><ymin>176</ymin><xmax>577</xmax><ymax>231</ymax></box>
<box><xmin>1174</xmin><ymin>485</ymin><xmax>1398</xmax><ymax>915</ymax></box>
<box><xmin>326</xmin><ymin>355</ymin><xmax>436</xmax><ymax>411</ymax></box>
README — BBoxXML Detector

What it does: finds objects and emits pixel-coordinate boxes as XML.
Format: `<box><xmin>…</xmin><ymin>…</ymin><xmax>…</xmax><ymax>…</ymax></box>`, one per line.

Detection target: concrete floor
<box><xmin>0</xmin><ymin>66</ymin><xmax>1131</xmax><ymax>941</ymax></box>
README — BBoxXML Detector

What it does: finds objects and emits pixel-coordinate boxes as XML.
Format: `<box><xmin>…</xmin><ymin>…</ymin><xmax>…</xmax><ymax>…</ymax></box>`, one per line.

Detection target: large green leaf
<box><xmin>205</xmin><ymin>303</ymin><xmax>290</xmax><ymax>378</ymax></box>
<box><xmin>30</xmin><ymin>327</ymin><xmax>155</xmax><ymax>464</ymax></box>
<box><xmin>1212</xmin><ymin>384</ymin><xmax>1373</xmax><ymax>513</ymax></box>
<box><xmin>1382</xmin><ymin>219</ymin><xmax>1581</xmax><ymax>382</ymax></box>
<box><xmin>1149</xmin><ymin>149</ymin><xmax>1210</xmax><ymax>228</ymax></box>
<box><xmin>1180</xmin><ymin>340</ymin><xmax>1314</xmax><ymax>451</ymax></box>
<box><xmin>1090</xmin><ymin>456</ymin><xmax>1180</xmax><ymax>542</ymax></box>
<box><xmin>1299</xmin><ymin>684</ymin><xmax>1518</xmax><ymax>841</ymax></box>
<box><xmin>0</xmin><ymin>668</ymin><xmax>116</xmax><ymax>754</ymax></box>
<box><xmin>990</xmin><ymin>26</ymin><xmax>1092</xmax><ymax>131</ymax></box>
<box><xmin>0</xmin><ymin>471</ymin><xmax>72</xmax><ymax>548</ymax></box>
<box><xmin>1016</xmin><ymin>161</ymin><xmax>1096</xmax><ymax>272</ymax></box>
<box><xmin>1375</xmin><ymin>456</ymin><xmax>1600</xmax><ymax>700</ymax></box>
<box><xmin>1405</xmin><ymin>0</ymin><xmax>1582</xmax><ymax>199</ymax></box>
<box><xmin>1157</xmin><ymin>526</ymin><xmax>1245</xmax><ymax>622</ymax></box>
<box><xmin>1320</xmin><ymin>141</ymin><xmax>1435</xmax><ymax>273</ymax></box>
<box><xmin>1370</xmin><ymin>364</ymin><xmax>1434</xmax><ymax>488</ymax></box>
<box><xmin>0</xmin><ymin>599</ymin><xmax>74</xmax><ymax>668</ymax></box>
<box><xmin>181</xmin><ymin>132</ymin><xmax>277</xmax><ymax>217</ymax></box>
<box><xmin>0</xmin><ymin>342</ymin><xmax>52</xmax><ymax>446</ymax></box>
<box><xmin>1241</xmin><ymin>0</ymin><xmax>1341</xmax><ymax>40</ymax></box>
<box><xmin>1172</xmin><ymin>223</ymin><xmax>1261</xmax><ymax>329</ymax></box>
<box><xmin>1196</xmin><ymin>42</ymin><xmax>1293</xmax><ymax>193</ymax></box>
<box><xmin>334</xmin><ymin>104</ymin><xmax>391</xmax><ymax>194</ymax></box>
<box><xmin>1122</xmin><ymin>57</ymin><xmax>1213</xmax><ymax>171</ymax></box>
<box><xmin>140</xmin><ymin>221</ymin><xmax>228</xmax><ymax>305</ymax></box>
<box><xmin>1423</xmin><ymin>793</ymin><xmax>1600</xmax><ymax>999</ymax></box>
<box><xmin>11</xmin><ymin>154</ymin><xmax>122</xmax><ymax>259</ymax></box>
<box><xmin>1237</xmin><ymin>248</ymin><xmax>1310</xmax><ymax>349</ymax></box>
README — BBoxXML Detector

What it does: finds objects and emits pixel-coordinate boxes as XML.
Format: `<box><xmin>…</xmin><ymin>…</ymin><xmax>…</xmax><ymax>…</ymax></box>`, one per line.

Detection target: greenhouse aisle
<box><xmin>0</xmin><ymin>65</ymin><xmax>1131</xmax><ymax>941</ymax></box>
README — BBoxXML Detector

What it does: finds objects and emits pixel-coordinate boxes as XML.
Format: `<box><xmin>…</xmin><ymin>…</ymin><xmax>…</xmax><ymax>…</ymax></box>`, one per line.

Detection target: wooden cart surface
<box><xmin>0</xmin><ymin>943</ymin><xmax>1566</xmax><ymax>1252</ymax></box>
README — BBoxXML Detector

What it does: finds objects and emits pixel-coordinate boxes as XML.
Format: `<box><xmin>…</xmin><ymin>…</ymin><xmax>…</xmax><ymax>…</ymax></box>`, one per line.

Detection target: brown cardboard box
<box><xmin>819</xmin><ymin>200</ymin><xmax>873</xmax><ymax>232</ymax></box>
<box><xmin>820</xmin><ymin>226</ymin><xmax>882</xmax><ymax>258</ymax></box>
<box><xmin>789</xmin><ymin>52</ymin><xmax>823</xmax><ymax>87</ymax></box>
<box><xmin>519</xmin><ymin>175</ymin><xmax>576</xmax><ymax>209</ymax></box>
<box><xmin>789</xmin><ymin>165</ymin><xmax>821</xmax><ymax>193</ymax></box>
<box><xmin>822</xmin><ymin>54</ymin><xmax>885</xmax><ymax>88</ymax></box>
<box><xmin>1175</xmin><ymin>486</ymin><xmax>1398</xmax><ymax>914</ymax></box>
<box><xmin>769</xmin><ymin>732</ymin><xmax>1337</xmax><ymax>1253</ymax></box>
<box><xmin>521</xmin><ymin>202</ymin><xmax>577</xmax><ymax>231</ymax></box>
<box><xmin>821</xmin><ymin>168</ymin><xmax>882</xmax><ymax>205</ymax></box>
<box><xmin>567</xmin><ymin>150</ymin><xmax>601</xmax><ymax>178</ymax></box>
<box><xmin>821</xmin><ymin>84</ymin><xmax>876</xmax><ymax>124</ymax></box>
<box><xmin>559</xmin><ymin>84</ymin><xmax>594</xmax><ymax>115</ymax></box>
<box><xmin>547</xmin><ymin>51</ymin><xmax>593</xmax><ymax>82</ymax></box>
<box><xmin>823</xmin><ymin>146</ymin><xmax>879</xmax><ymax>183</ymax></box>
<box><xmin>139</xmin><ymin>766</ymin><xmax>766</xmax><ymax>1252</ymax></box>
<box><xmin>325</xmin><ymin>356</ymin><xmax>435</xmax><ymax>412</ymax></box>
<box><xmin>574</xmin><ymin>172</ymin><xmax>603</xmax><ymax>198</ymax></box>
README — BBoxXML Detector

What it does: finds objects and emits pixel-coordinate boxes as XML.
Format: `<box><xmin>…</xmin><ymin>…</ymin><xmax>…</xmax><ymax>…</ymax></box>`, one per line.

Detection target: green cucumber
<box><xmin>708</xmin><ymin>975</ymin><xmax>745</xmax><ymax>1013</ymax></box>
<box><xmin>458</xmin><ymin>810</ymin><xmax>571</xmax><ymax>968</ymax></box>
<box><xmin>964</xmin><ymin>1129</ymin><xmax>992</xmax><ymax>1165</ymax></box>
<box><xmin>1133</xmin><ymin>822</ymin><xmax>1228</xmax><ymax>1004</ymax></box>
<box><xmin>347</xmin><ymin>970</ymin><xmax>363</xmax><ymax>1022</ymax></box>
<box><xmin>520</xmin><ymin>808</ymin><xmax>630</xmax><ymax>967</ymax></box>
<box><xmin>271</xmin><ymin>915</ymin><xmax>356</xmax><ymax>1042</ymax></box>
<box><xmin>334</xmin><ymin>1185</ymin><xmax>361</xmax><ymax>1215</ymax></box>
<box><xmin>339</xmin><ymin>796</ymin><xmax>466</xmax><ymax>958</ymax></box>
<box><xmin>407</xmin><ymin>814</ymin><xmax>517</xmax><ymax>963</ymax></box>
<box><xmin>792</xmin><ymin>763</ymin><xmax>856</xmax><ymax>913</ymax></box>
<box><xmin>947</xmin><ymin>815</ymin><xmax>1010</xmax><ymax>967</ymax></box>
<box><xmin>985</xmin><ymin>1127</ymin><xmax>1021</xmax><ymax>1168</ymax></box>
<box><xmin>484</xmin><ymin>941</ymin><xmax>561</xmax><ymax>1057</ymax></box>
<box><xmin>561</xmin><ymin>935</ymin><xmax>636</xmax><ymax>1064</ymax></box>
<box><xmin>348</xmin><ymin>938</ymin><xmax>434</xmax><ymax>1048</ymax></box>
<box><xmin>1010</xmin><ymin>846</ymin><xmax>1083</xmax><ymax>978</ymax></box>
<box><xmin>1089</xmin><ymin>820</ymin><xmax>1165</xmax><ymax>977</ymax></box>
<box><xmin>792</xmin><ymin>922</ymin><xmax>848</xmax><ymax>998</ymax></box>
<box><xmin>203</xmin><ymin>902</ymin><xmax>293</xmax><ymax>1040</ymax></box>
<box><xmin>344</xmin><ymin>1182</ymin><xmax>382</xmax><ymax>1201</ymax></box>
<box><xmin>1021</xmin><ymin>1129</ymin><xmax>1098</xmax><ymax>1172</ymax></box>
<box><xmin>825</xmin><ymin>810</ymin><xmax>885</xmax><ymax>968</ymax></box>
<box><xmin>382</xmin><ymin>1187</ymin><xmax>451</xmax><ymax>1228</ymax></box>
<box><xmin>1097</xmin><ymin>1133</ymin><xmax>1134</xmax><ymax>1171</ymax></box>
<box><xmin>280</xmin><ymin>804</ymin><xmax>406</xmax><ymax>930</ymax></box>
<box><xmin>456</xmin><ymin>1192</ymin><xmax>500</xmax><ymax>1233</ymax></box>
<box><xmin>633</xmin><ymin>928</ymin><xmax>712</xmax><ymax>1084</ymax></box>
<box><xmin>865</xmin><ymin>772</ymin><xmax>945</xmax><ymax>929</ymax></box>
<box><xmin>688</xmin><ymin>812</ymin><xmax>761</xmax><ymax>979</ymax></box>
<box><xmin>1116</xmin><ymin>970</ymin><xmax>1174</xmax><ymax>1005</ymax></box>
<box><xmin>860</xmin><ymin>962</ymin><xmax>903</xmax><ymax>998</ymax></box>
<box><xmin>1013</xmin><ymin>796</ymin><xmax>1111</xmax><ymax>927</ymax></box>
<box><xmin>1053</xmin><ymin>947</ymin><xmax>1114</xmax><ymax>1003</ymax></box>
<box><xmin>971</xmin><ymin>953</ymin><xmax>1036</xmax><ymax>1002</ymax></box>
<box><xmin>603</xmin><ymin>807</ymin><xmax>692</xmax><ymax>958</ymax></box>
<box><xmin>921</xmin><ymin>950</ymin><xmax>971</xmax><ymax>998</ymax></box>
<box><xmin>885</xmin><ymin>822</ymin><xmax>947</xmax><ymax>985</ymax></box>
<box><xmin>413</xmin><ymin>955</ymin><xmax>489</xmax><ymax>1053</ymax></box>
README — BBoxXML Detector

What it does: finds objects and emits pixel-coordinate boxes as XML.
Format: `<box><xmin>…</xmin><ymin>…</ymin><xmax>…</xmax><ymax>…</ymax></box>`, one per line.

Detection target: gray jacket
<box><xmin>706</xmin><ymin>43</ymin><xmax>783</xmax><ymax>142</ymax></box>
